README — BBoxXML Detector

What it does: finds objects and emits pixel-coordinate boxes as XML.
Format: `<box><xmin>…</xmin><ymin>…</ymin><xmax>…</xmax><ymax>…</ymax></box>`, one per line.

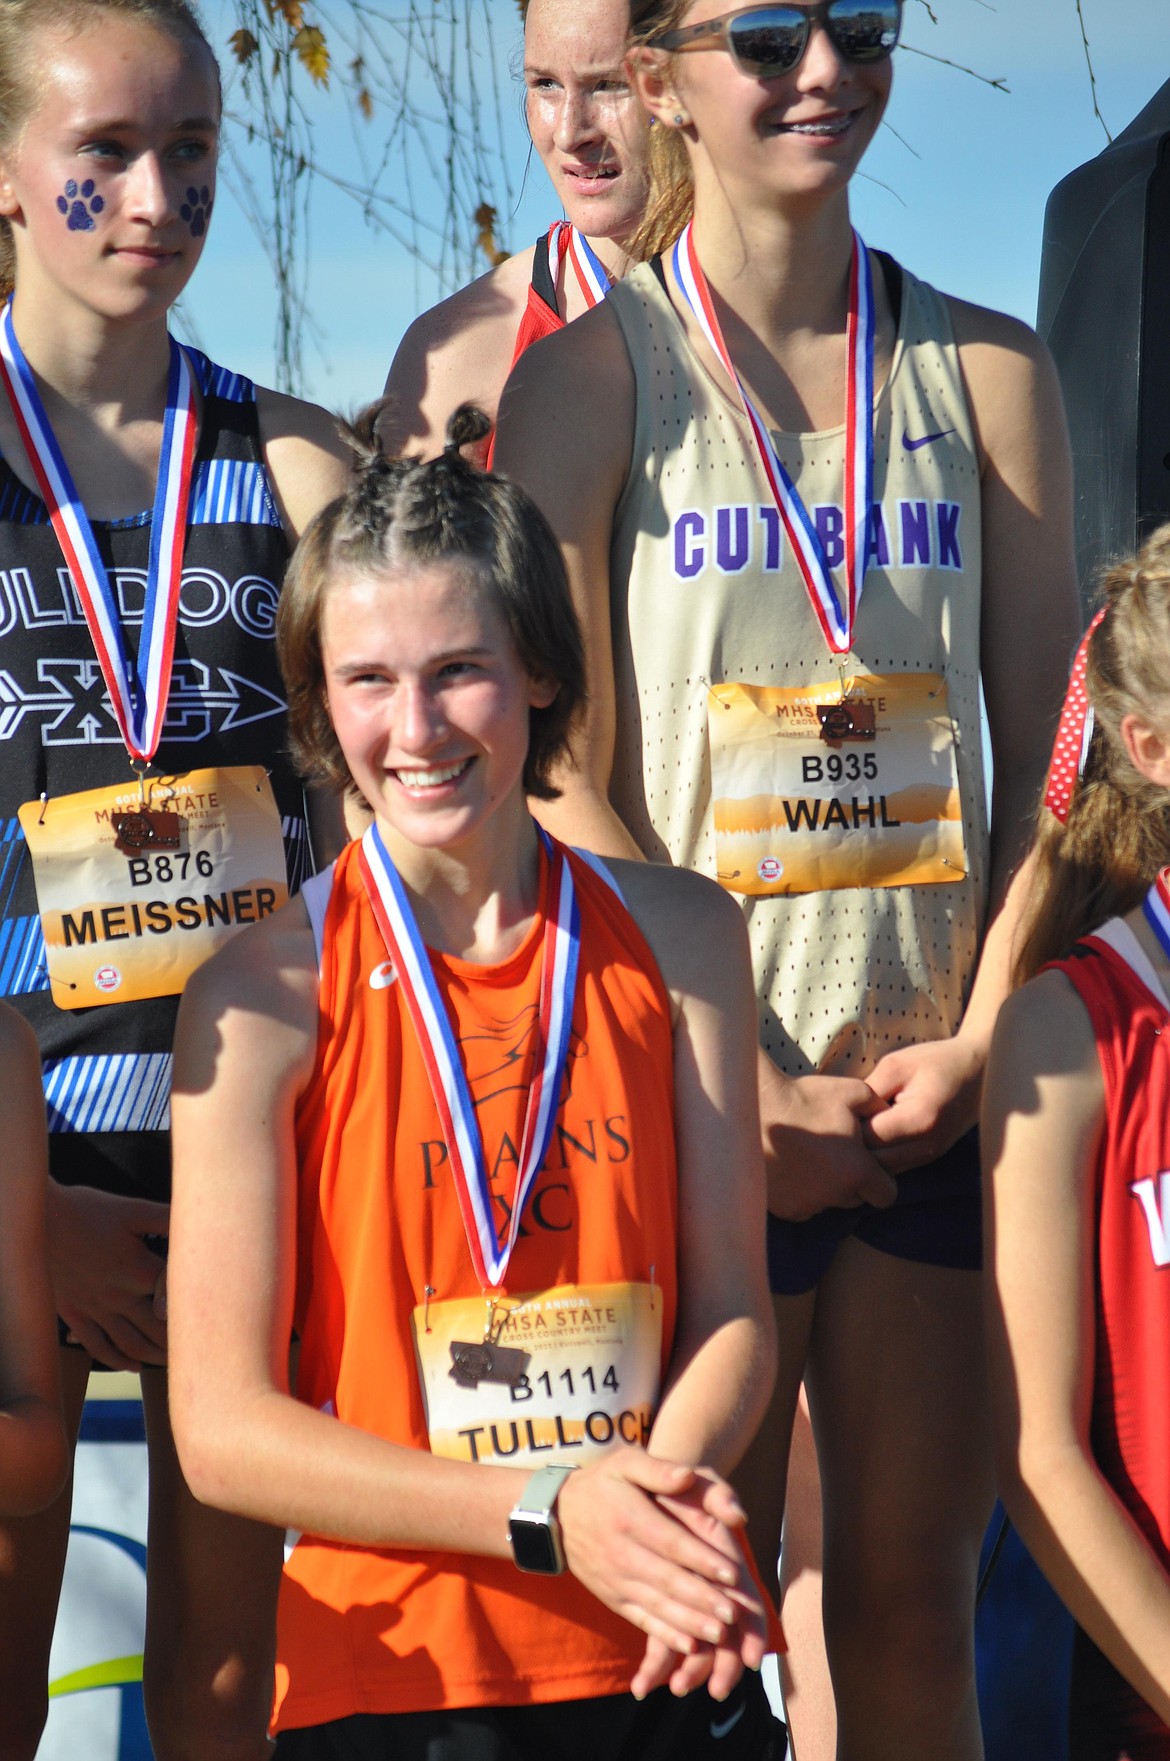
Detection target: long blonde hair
<box><xmin>0</xmin><ymin>0</ymin><xmax>218</xmax><ymax>298</ymax></box>
<box><xmin>1015</xmin><ymin>525</ymin><xmax>1170</xmax><ymax>985</ymax></box>
<box><xmin>626</xmin><ymin>0</ymin><xmax>694</xmax><ymax>261</ymax></box>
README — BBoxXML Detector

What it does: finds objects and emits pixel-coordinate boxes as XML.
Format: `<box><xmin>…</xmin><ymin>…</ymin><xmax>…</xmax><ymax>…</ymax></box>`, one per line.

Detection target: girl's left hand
<box><xmin>861</xmin><ymin>1036</ymin><xmax>985</xmax><ymax>1174</ymax></box>
<box><xmin>629</xmin><ymin>1471</ymin><xmax>768</xmax><ymax>1701</ymax></box>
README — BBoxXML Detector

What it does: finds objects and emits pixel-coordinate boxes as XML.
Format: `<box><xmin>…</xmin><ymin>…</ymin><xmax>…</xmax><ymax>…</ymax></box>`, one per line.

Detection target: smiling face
<box><xmin>636</xmin><ymin>0</ymin><xmax>893</xmax><ymax>213</ymax></box>
<box><xmin>0</xmin><ymin>13</ymin><xmax>219</xmax><ymax>320</ymax></box>
<box><xmin>524</xmin><ymin>0</ymin><xmax>651</xmax><ymax>247</ymax></box>
<box><xmin>321</xmin><ymin>560</ymin><xmax>557</xmax><ymax>859</ymax></box>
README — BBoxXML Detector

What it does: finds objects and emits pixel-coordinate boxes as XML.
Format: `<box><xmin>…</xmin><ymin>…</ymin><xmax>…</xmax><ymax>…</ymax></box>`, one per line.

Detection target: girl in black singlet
<box><xmin>0</xmin><ymin>1</ymin><xmax>348</xmax><ymax>1753</ymax></box>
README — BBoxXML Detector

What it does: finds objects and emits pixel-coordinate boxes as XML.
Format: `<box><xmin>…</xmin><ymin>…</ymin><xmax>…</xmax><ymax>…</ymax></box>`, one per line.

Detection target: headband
<box><xmin>1043</xmin><ymin>607</ymin><xmax>1108</xmax><ymax>824</ymax></box>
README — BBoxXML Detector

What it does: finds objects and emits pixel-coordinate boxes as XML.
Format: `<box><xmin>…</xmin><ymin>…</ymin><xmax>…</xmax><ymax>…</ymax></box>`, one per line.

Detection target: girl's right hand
<box><xmin>47</xmin><ymin>1184</ymin><xmax>170</xmax><ymax>1370</ymax></box>
<box><xmin>556</xmin><ymin>1449</ymin><xmax>764</xmax><ymax>1672</ymax></box>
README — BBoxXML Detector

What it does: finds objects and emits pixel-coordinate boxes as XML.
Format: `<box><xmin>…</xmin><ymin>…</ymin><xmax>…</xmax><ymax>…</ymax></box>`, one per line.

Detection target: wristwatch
<box><xmin>507</xmin><ymin>1464</ymin><xmax>578</xmax><ymax>1575</ymax></box>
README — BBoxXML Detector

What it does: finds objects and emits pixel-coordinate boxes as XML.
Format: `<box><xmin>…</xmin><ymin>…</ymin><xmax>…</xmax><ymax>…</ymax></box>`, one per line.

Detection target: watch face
<box><xmin>508</xmin><ymin>1514</ymin><xmax>564</xmax><ymax>1575</ymax></box>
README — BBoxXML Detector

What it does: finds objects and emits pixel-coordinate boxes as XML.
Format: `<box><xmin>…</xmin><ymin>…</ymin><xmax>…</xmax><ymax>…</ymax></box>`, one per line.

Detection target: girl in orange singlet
<box><xmin>168</xmin><ymin>405</ymin><xmax>784</xmax><ymax>1761</ymax></box>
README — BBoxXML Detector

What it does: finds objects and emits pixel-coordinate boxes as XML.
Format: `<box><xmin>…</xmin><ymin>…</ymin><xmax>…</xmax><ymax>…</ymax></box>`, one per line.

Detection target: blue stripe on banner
<box><xmin>0</xmin><ymin>913</ymin><xmax>49</xmax><ymax>994</ymax></box>
<box><xmin>0</xmin><ymin>473</ymin><xmax>47</xmax><ymax>524</ymax></box>
<box><xmin>78</xmin><ymin>1399</ymin><xmax>147</xmax><ymax>1444</ymax></box>
<box><xmin>43</xmin><ymin>1053</ymin><xmax>172</xmax><ymax>1134</ymax></box>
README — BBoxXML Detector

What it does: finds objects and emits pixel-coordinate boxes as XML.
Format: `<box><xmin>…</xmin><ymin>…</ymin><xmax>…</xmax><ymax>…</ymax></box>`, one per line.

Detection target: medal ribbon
<box><xmin>671</xmin><ymin>221</ymin><xmax>876</xmax><ymax>656</ymax></box>
<box><xmin>547</xmin><ymin>221</ymin><xmax>611</xmax><ymax>309</ymax></box>
<box><xmin>1142</xmin><ymin>870</ymin><xmax>1170</xmax><ymax>962</ymax></box>
<box><xmin>1042</xmin><ymin>608</ymin><xmax>1108</xmax><ymax>824</ymax></box>
<box><xmin>0</xmin><ymin>302</ymin><xmax>196</xmax><ymax>764</ymax></box>
<box><xmin>358</xmin><ymin>823</ymin><xmax>581</xmax><ymax>1290</ymax></box>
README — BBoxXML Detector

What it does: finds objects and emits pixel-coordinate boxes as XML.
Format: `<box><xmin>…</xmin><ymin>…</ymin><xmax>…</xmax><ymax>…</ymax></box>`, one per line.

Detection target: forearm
<box><xmin>956</xmin><ymin>836</ymin><xmax>1038</xmax><ymax>1058</ymax></box>
<box><xmin>649</xmin><ymin>1313</ymin><xmax>776</xmax><ymax>1479</ymax></box>
<box><xmin>0</xmin><ymin>1398</ymin><xmax>68</xmax><ymax>1517</ymax></box>
<box><xmin>176</xmin><ymin>1382</ymin><xmax>529</xmax><ymax>1554</ymax></box>
<box><xmin>1005</xmin><ymin>1443</ymin><xmax>1170</xmax><ymax>1724</ymax></box>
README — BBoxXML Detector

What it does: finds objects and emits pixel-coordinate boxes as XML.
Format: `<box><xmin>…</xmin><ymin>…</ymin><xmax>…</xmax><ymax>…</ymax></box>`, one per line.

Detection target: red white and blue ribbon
<box><xmin>671</xmin><ymin>221</ymin><xmax>876</xmax><ymax>657</ymax></box>
<box><xmin>358</xmin><ymin>823</ymin><xmax>581</xmax><ymax>1291</ymax></box>
<box><xmin>0</xmin><ymin>301</ymin><xmax>196</xmax><ymax>764</ymax></box>
<box><xmin>1143</xmin><ymin>869</ymin><xmax>1170</xmax><ymax>961</ymax></box>
<box><xmin>548</xmin><ymin>221</ymin><xmax>611</xmax><ymax>309</ymax></box>
<box><xmin>1042</xmin><ymin>608</ymin><xmax>1108</xmax><ymax>824</ymax></box>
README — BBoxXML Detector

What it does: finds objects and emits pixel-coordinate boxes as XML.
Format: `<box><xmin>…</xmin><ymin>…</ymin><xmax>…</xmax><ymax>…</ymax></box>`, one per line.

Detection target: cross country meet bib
<box><xmin>412</xmin><ymin>1280</ymin><xmax>662</xmax><ymax>1468</ymax></box>
<box><xmin>708</xmin><ymin>670</ymin><xmax>967</xmax><ymax>896</ymax></box>
<box><xmin>18</xmin><ymin>764</ymin><xmax>287</xmax><ymax>1007</ymax></box>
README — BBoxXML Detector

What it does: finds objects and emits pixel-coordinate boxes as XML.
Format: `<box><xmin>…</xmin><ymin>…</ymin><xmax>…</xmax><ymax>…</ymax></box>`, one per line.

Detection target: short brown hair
<box><xmin>276</xmin><ymin>403</ymin><xmax>586</xmax><ymax>802</ymax></box>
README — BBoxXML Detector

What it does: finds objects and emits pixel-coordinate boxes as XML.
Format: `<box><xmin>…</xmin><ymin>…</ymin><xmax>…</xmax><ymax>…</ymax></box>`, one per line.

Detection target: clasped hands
<box><xmin>556</xmin><ymin>1449</ymin><xmax>769</xmax><ymax>1703</ymax></box>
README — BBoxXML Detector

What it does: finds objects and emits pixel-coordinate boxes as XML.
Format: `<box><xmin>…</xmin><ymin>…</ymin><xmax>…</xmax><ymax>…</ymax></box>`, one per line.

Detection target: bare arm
<box><xmin>0</xmin><ymin>1008</ymin><xmax>67</xmax><ymax>1515</ymax></box>
<box><xmin>984</xmin><ymin>973</ymin><xmax>1170</xmax><ymax>1724</ymax></box>
<box><xmin>168</xmin><ymin>898</ymin><xmax>765</xmax><ymax>1670</ymax></box>
<box><xmin>495</xmin><ymin>306</ymin><xmax>643</xmax><ymax>859</ymax></box>
<box><xmin>864</xmin><ymin>307</ymin><xmax>1082</xmax><ymax>1170</ymax></box>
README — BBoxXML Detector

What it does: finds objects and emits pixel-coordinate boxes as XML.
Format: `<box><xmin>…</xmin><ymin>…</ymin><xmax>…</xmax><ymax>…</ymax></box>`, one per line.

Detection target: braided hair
<box><xmin>276</xmin><ymin>402</ymin><xmax>585</xmax><ymax>801</ymax></box>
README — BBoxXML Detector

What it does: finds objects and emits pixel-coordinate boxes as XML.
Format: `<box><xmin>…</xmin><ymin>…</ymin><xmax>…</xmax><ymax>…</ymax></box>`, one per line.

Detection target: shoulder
<box><xmin>604</xmin><ymin>862</ymin><xmax>751</xmax><ymax>1012</ymax></box>
<box><xmin>381</xmin><ymin>249</ymin><xmax>538</xmax><ymax>455</ymax></box>
<box><xmin>175</xmin><ymin>896</ymin><xmax>320</xmax><ymax>1093</ymax></box>
<box><xmin>252</xmin><ymin>386</ymin><xmax>350</xmax><ymax>544</ymax></box>
<box><xmin>938</xmin><ymin>292</ymin><xmax>1067</xmax><ymax>467</ymax></box>
<box><xmin>504</xmin><ymin>296</ymin><xmax>632</xmax><ymax>407</ymax></box>
<box><xmin>495</xmin><ymin>299</ymin><xmax>634</xmax><ymax>485</ymax></box>
<box><xmin>986</xmin><ymin>970</ymin><xmax>1103</xmax><ymax>1117</ymax></box>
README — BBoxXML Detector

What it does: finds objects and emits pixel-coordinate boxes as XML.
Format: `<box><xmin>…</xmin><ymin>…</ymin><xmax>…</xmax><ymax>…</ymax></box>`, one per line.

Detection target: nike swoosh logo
<box><xmin>368</xmin><ymin>961</ymin><xmax>397</xmax><ymax>990</ymax></box>
<box><xmin>710</xmin><ymin>1703</ymin><xmax>747</xmax><ymax>1740</ymax></box>
<box><xmin>902</xmin><ymin>426</ymin><xmax>956</xmax><ymax>452</ymax></box>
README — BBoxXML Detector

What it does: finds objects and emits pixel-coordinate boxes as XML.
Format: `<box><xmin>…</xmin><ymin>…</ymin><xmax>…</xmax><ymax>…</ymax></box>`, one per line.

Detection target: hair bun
<box><xmin>443</xmin><ymin>402</ymin><xmax>492</xmax><ymax>457</ymax></box>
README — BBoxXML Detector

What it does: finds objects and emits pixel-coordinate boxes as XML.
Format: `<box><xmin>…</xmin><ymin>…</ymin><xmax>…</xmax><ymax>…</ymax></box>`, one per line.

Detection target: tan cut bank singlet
<box><xmin>607</xmin><ymin>258</ymin><xmax>987</xmax><ymax>1079</ymax></box>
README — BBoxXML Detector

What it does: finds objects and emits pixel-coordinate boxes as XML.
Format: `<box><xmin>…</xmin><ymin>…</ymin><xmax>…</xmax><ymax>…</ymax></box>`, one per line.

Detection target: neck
<box><xmin>689</xmin><ymin>184</ymin><xmax>856</xmax><ymax>345</ymax></box>
<box><xmin>587</xmin><ymin>230</ymin><xmax>633</xmax><ymax>283</ymax></box>
<box><xmin>8</xmin><ymin>286</ymin><xmax>171</xmax><ymax>423</ymax></box>
<box><xmin>373</xmin><ymin>795</ymin><xmax>545</xmax><ymax>963</ymax></box>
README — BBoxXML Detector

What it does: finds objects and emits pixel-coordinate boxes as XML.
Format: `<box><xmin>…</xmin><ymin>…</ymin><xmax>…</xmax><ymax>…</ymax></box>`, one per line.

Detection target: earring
<box><xmin>673</xmin><ymin>112</ymin><xmax>688</xmax><ymax>126</ymax></box>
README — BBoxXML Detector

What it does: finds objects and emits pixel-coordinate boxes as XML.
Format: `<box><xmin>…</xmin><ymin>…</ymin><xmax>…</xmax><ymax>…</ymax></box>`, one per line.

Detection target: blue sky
<box><xmin>182</xmin><ymin>0</ymin><xmax>1170</xmax><ymax>410</ymax></box>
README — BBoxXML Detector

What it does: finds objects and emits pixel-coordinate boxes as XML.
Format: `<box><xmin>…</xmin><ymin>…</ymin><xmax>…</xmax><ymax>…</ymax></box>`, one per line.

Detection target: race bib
<box><xmin>708</xmin><ymin>671</ymin><xmax>967</xmax><ymax>896</ymax></box>
<box><xmin>19</xmin><ymin>765</ymin><xmax>288</xmax><ymax>1008</ymax></box>
<box><xmin>411</xmin><ymin>1281</ymin><xmax>662</xmax><ymax>1467</ymax></box>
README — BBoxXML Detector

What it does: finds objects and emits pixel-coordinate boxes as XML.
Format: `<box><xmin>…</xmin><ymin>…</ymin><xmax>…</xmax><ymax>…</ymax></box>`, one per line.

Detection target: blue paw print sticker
<box><xmin>56</xmin><ymin>179</ymin><xmax>105</xmax><ymax>232</ymax></box>
<box><xmin>179</xmin><ymin>186</ymin><xmax>212</xmax><ymax>238</ymax></box>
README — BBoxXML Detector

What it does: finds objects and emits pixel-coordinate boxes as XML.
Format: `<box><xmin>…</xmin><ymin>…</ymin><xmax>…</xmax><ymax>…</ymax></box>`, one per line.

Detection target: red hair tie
<box><xmin>1043</xmin><ymin>608</ymin><xmax>1108</xmax><ymax>824</ymax></box>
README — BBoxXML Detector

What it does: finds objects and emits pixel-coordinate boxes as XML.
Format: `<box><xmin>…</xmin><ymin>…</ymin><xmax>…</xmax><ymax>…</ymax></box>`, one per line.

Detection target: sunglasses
<box><xmin>652</xmin><ymin>1</ymin><xmax>902</xmax><ymax>78</ymax></box>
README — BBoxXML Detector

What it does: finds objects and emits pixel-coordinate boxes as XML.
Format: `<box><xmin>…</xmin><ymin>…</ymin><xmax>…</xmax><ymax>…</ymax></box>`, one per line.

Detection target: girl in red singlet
<box><xmin>168</xmin><ymin>406</ymin><xmax>785</xmax><ymax>1761</ymax></box>
<box><xmin>381</xmin><ymin>0</ymin><xmax>651</xmax><ymax>465</ymax></box>
<box><xmin>985</xmin><ymin>529</ymin><xmax>1170</xmax><ymax>1761</ymax></box>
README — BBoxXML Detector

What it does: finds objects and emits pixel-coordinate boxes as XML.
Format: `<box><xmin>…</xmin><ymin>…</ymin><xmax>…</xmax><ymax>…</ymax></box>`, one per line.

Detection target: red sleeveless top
<box><xmin>1053</xmin><ymin>930</ymin><xmax>1170</xmax><ymax>1756</ymax></box>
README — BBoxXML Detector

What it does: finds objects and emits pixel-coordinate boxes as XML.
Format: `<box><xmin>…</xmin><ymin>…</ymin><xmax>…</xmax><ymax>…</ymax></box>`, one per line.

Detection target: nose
<box><xmin>552</xmin><ymin>88</ymin><xmax>602</xmax><ymax>153</ymax></box>
<box><xmin>396</xmin><ymin>678</ymin><xmax>447</xmax><ymax>753</ymax></box>
<box><xmin>794</xmin><ymin>20</ymin><xmax>849</xmax><ymax>88</ymax></box>
<box><xmin>125</xmin><ymin>151</ymin><xmax>174</xmax><ymax>226</ymax></box>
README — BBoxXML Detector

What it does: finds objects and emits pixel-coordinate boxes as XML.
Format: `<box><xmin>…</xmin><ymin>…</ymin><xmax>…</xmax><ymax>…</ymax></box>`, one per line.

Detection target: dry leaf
<box><xmin>229</xmin><ymin>26</ymin><xmax>259</xmax><ymax>64</ymax></box>
<box><xmin>293</xmin><ymin>23</ymin><xmax>330</xmax><ymax>86</ymax></box>
<box><xmin>357</xmin><ymin>87</ymin><xmax>373</xmax><ymax>121</ymax></box>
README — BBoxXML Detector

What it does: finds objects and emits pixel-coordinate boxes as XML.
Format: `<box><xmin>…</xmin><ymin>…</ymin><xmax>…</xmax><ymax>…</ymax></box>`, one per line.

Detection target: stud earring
<box><xmin>673</xmin><ymin>112</ymin><xmax>688</xmax><ymax>125</ymax></box>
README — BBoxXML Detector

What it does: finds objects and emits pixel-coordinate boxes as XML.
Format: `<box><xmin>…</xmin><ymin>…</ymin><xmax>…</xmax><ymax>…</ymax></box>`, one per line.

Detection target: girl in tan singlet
<box><xmin>494</xmin><ymin>4</ymin><xmax>1083</xmax><ymax>1756</ymax></box>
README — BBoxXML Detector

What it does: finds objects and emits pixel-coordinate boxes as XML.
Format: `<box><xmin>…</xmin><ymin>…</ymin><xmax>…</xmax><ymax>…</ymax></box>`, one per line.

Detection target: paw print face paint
<box><xmin>179</xmin><ymin>185</ymin><xmax>212</xmax><ymax>239</ymax></box>
<box><xmin>56</xmin><ymin>179</ymin><xmax>106</xmax><ymax>232</ymax></box>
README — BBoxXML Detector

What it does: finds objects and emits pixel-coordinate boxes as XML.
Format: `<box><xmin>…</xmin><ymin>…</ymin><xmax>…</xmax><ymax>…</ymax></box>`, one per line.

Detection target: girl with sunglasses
<box><xmin>0</xmin><ymin>0</ymin><xmax>348</xmax><ymax>1751</ymax></box>
<box><xmin>382</xmin><ymin>0</ymin><xmax>651</xmax><ymax>468</ymax></box>
<box><xmin>985</xmin><ymin>531</ymin><xmax>1170</xmax><ymax>1761</ymax></box>
<box><xmin>494</xmin><ymin>3</ymin><xmax>1081</xmax><ymax>1755</ymax></box>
